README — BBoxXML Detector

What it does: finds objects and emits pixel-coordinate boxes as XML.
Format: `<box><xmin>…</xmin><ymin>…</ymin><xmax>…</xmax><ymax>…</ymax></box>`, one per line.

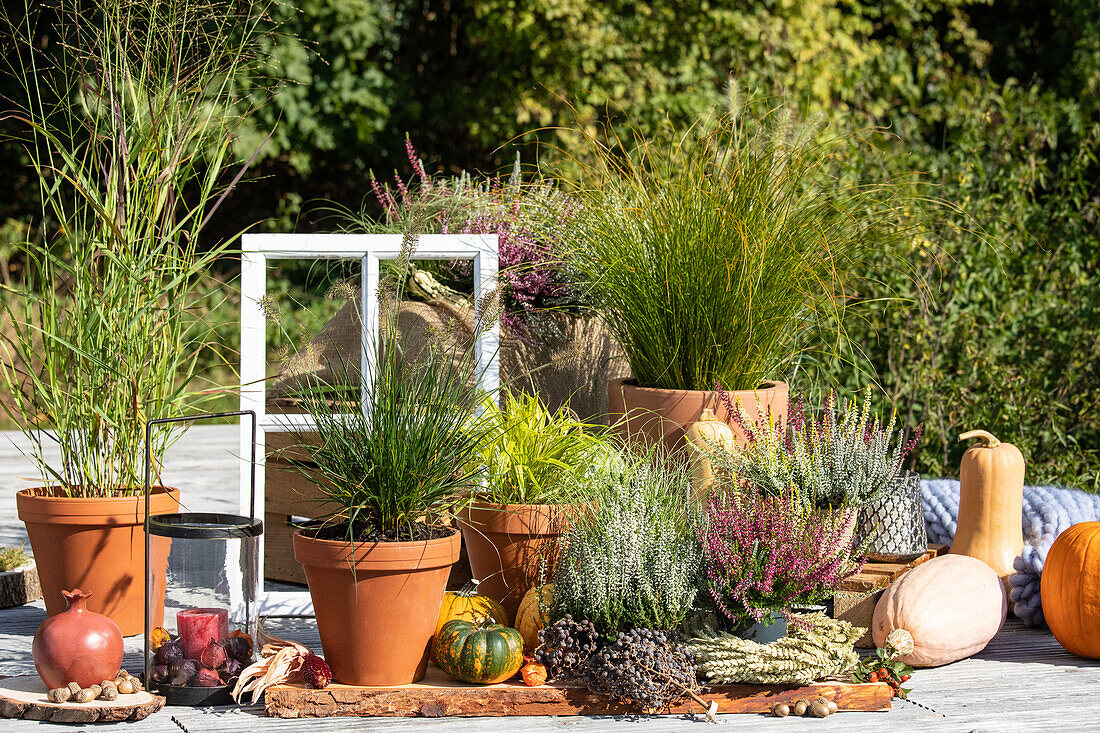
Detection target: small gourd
<box><xmin>949</xmin><ymin>430</ymin><xmax>1025</xmax><ymax>585</ymax></box>
<box><xmin>514</xmin><ymin>584</ymin><xmax>554</xmax><ymax>651</ymax></box>
<box><xmin>435</xmin><ymin>580</ymin><xmax>509</xmax><ymax>638</ymax></box>
<box><xmin>685</xmin><ymin>409</ymin><xmax>736</xmax><ymax>502</ymax></box>
<box><xmin>434</xmin><ymin>619</ymin><xmax>525</xmax><ymax>684</ymax></box>
<box><xmin>1041</xmin><ymin>521</ymin><xmax>1100</xmax><ymax>659</ymax></box>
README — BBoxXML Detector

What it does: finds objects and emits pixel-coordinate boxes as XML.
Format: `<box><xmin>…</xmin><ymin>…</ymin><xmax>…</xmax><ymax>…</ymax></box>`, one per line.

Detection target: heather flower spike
<box><xmin>708</xmin><ymin>386</ymin><xmax>922</xmax><ymax>511</ymax></box>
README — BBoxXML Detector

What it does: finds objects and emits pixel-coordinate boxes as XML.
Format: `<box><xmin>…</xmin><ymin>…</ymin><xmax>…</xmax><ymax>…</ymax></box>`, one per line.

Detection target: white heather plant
<box><xmin>709</xmin><ymin>387</ymin><xmax>923</xmax><ymax>511</ymax></box>
<box><xmin>552</xmin><ymin>453</ymin><xmax>701</xmax><ymax>634</ymax></box>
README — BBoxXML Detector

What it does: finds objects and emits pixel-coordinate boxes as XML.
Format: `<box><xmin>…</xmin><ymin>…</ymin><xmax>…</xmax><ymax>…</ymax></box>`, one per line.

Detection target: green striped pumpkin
<box><xmin>434</xmin><ymin>619</ymin><xmax>524</xmax><ymax>684</ymax></box>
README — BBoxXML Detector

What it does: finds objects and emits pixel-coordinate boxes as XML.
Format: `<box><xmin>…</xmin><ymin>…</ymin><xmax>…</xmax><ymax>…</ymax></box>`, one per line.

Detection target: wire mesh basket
<box><xmin>855</xmin><ymin>471</ymin><xmax>927</xmax><ymax>563</ymax></box>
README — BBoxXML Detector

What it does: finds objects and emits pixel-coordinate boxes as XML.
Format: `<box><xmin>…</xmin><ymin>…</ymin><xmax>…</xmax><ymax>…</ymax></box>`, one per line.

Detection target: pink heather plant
<box><xmin>367</xmin><ymin>139</ymin><xmax>581</xmax><ymax>339</ymax></box>
<box><xmin>701</xmin><ymin>489</ymin><xmax>863</xmax><ymax>627</ymax></box>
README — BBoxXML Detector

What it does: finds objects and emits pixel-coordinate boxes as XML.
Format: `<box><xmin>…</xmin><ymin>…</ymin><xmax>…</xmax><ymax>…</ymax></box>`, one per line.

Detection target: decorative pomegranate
<box><xmin>32</xmin><ymin>589</ymin><xmax>123</xmax><ymax>689</ymax></box>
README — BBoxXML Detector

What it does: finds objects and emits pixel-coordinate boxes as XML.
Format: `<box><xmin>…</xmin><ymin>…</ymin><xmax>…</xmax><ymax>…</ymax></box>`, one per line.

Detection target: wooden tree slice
<box><xmin>0</xmin><ymin>675</ymin><xmax>165</xmax><ymax>723</ymax></box>
<box><xmin>265</xmin><ymin>666</ymin><xmax>892</xmax><ymax>718</ymax></box>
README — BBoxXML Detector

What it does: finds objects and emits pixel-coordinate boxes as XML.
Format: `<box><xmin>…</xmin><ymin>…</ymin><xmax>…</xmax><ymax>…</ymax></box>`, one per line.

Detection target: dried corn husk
<box><xmin>231</xmin><ymin>619</ymin><xmax>315</xmax><ymax>703</ymax></box>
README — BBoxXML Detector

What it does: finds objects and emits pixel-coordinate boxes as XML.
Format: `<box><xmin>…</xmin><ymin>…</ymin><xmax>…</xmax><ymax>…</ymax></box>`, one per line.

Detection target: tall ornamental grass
<box><xmin>285</xmin><ymin>231</ymin><xmax>501</xmax><ymax>542</ymax></box>
<box><xmin>0</xmin><ymin>0</ymin><xmax>272</xmax><ymax>494</ymax></box>
<box><xmin>552</xmin><ymin>107</ymin><xmax>919</xmax><ymax>392</ymax></box>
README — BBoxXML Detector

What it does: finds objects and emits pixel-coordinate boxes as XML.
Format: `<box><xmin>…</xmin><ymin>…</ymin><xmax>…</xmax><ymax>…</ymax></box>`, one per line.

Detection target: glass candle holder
<box><xmin>143</xmin><ymin>411</ymin><xmax>261</xmax><ymax>706</ymax></box>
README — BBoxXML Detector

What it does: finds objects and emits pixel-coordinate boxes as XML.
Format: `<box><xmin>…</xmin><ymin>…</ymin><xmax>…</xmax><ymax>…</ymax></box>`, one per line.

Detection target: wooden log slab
<box><xmin>264</xmin><ymin>666</ymin><xmax>892</xmax><ymax>718</ymax></box>
<box><xmin>0</xmin><ymin>563</ymin><xmax>41</xmax><ymax>608</ymax></box>
<box><xmin>0</xmin><ymin>675</ymin><xmax>164</xmax><ymax>723</ymax></box>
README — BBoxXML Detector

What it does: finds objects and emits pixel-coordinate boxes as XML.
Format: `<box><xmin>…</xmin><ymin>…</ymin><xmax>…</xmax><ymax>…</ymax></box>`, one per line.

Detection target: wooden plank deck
<box><xmin>2</xmin><ymin>426</ymin><xmax>1099</xmax><ymax>731</ymax></box>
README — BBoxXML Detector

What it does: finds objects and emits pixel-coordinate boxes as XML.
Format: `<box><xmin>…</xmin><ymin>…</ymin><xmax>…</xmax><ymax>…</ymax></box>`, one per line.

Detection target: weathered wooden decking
<box><xmin>2</xmin><ymin>426</ymin><xmax>1098</xmax><ymax>732</ymax></box>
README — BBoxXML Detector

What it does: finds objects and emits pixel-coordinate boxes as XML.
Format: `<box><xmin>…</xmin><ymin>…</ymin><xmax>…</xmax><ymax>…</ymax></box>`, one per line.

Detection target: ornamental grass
<box><xmin>0</xmin><ymin>0</ymin><xmax>273</xmax><ymax>494</ymax></box>
<box><xmin>550</xmin><ymin>106</ymin><xmax>919</xmax><ymax>392</ymax></box>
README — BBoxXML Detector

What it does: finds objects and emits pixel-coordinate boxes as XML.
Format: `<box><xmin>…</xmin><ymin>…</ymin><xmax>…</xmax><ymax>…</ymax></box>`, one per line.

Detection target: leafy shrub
<box><xmin>474</xmin><ymin>391</ymin><xmax>616</xmax><ymax>505</ymax></box>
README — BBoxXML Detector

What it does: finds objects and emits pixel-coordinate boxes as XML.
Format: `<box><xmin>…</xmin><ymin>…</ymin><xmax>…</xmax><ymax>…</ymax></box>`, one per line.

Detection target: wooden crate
<box><xmin>833</xmin><ymin>544</ymin><xmax>948</xmax><ymax>647</ymax></box>
<box><xmin>265</xmin><ymin>665</ymin><xmax>892</xmax><ymax>718</ymax></box>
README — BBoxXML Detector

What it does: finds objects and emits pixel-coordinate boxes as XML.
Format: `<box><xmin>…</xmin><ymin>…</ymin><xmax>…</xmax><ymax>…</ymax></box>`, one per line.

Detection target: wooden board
<box><xmin>0</xmin><ymin>675</ymin><xmax>164</xmax><ymax>723</ymax></box>
<box><xmin>264</xmin><ymin>665</ymin><xmax>891</xmax><ymax>718</ymax></box>
<box><xmin>834</xmin><ymin>543</ymin><xmax>948</xmax><ymax>646</ymax></box>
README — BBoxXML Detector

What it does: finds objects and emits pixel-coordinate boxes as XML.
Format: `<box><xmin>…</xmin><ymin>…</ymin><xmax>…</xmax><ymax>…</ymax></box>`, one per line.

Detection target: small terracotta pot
<box><xmin>608</xmin><ymin>378</ymin><xmax>789</xmax><ymax>456</ymax></box>
<box><xmin>32</xmin><ymin>588</ymin><xmax>123</xmax><ymax>689</ymax></box>
<box><xmin>456</xmin><ymin>502</ymin><xmax>573</xmax><ymax>619</ymax></box>
<box><xmin>293</xmin><ymin>527</ymin><xmax>461</xmax><ymax>686</ymax></box>
<box><xmin>17</xmin><ymin>487</ymin><xmax>179</xmax><ymax>636</ymax></box>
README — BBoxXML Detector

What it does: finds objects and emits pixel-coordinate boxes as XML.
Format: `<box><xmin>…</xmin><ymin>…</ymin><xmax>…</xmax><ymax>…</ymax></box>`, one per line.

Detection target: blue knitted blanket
<box><xmin>921</xmin><ymin>479</ymin><xmax>1100</xmax><ymax>627</ymax></box>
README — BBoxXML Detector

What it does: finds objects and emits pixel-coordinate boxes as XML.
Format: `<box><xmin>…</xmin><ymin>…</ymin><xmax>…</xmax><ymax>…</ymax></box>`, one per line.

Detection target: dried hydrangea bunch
<box><xmin>552</xmin><ymin>455</ymin><xmax>701</xmax><ymax>633</ymax></box>
<box><xmin>701</xmin><ymin>489</ymin><xmax>863</xmax><ymax>627</ymax></box>
<box><xmin>687</xmin><ymin>612</ymin><xmax>863</xmax><ymax>684</ymax></box>
<box><xmin>711</xmin><ymin>387</ymin><xmax>922</xmax><ymax>510</ymax></box>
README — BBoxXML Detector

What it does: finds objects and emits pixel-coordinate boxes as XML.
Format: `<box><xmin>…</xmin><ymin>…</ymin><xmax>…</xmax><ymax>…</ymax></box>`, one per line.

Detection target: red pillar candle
<box><xmin>177</xmin><ymin>608</ymin><xmax>229</xmax><ymax>661</ymax></box>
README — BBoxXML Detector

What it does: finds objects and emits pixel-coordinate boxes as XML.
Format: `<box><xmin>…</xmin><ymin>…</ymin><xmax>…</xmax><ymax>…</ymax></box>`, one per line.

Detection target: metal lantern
<box><xmin>143</xmin><ymin>411</ymin><xmax>262</xmax><ymax>706</ymax></box>
<box><xmin>855</xmin><ymin>471</ymin><xmax>927</xmax><ymax>563</ymax></box>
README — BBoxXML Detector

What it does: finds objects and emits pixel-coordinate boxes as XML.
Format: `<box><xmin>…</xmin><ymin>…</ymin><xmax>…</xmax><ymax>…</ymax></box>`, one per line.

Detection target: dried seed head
<box><xmin>884</xmin><ymin>628</ymin><xmax>914</xmax><ymax>658</ymax></box>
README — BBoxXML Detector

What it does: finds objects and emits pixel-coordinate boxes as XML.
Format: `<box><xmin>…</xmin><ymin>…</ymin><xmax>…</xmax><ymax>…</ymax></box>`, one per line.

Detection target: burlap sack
<box><xmin>269</xmin><ymin>299</ymin><xmax>631</xmax><ymax>423</ymax></box>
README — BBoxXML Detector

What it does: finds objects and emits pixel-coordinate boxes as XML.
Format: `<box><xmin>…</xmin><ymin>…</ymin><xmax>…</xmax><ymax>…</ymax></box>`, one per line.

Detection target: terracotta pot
<box><xmin>293</xmin><ymin>527</ymin><xmax>461</xmax><ymax>686</ymax></box>
<box><xmin>16</xmin><ymin>487</ymin><xmax>178</xmax><ymax>637</ymax></box>
<box><xmin>32</xmin><ymin>588</ymin><xmax>123</xmax><ymax>689</ymax></box>
<box><xmin>608</xmin><ymin>378</ymin><xmax>789</xmax><ymax>456</ymax></box>
<box><xmin>456</xmin><ymin>502</ymin><xmax>573</xmax><ymax>619</ymax></box>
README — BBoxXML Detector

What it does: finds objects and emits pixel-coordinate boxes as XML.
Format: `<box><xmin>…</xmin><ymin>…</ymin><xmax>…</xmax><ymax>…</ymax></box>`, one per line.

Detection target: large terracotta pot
<box><xmin>608</xmin><ymin>378</ymin><xmax>789</xmax><ymax>456</ymax></box>
<box><xmin>456</xmin><ymin>502</ymin><xmax>573</xmax><ymax>619</ymax></box>
<box><xmin>32</xmin><ymin>588</ymin><xmax>123</xmax><ymax>689</ymax></box>
<box><xmin>293</xmin><ymin>527</ymin><xmax>461</xmax><ymax>686</ymax></box>
<box><xmin>16</xmin><ymin>487</ymin><xmax>179</xmax><ymax>636</ymax></box>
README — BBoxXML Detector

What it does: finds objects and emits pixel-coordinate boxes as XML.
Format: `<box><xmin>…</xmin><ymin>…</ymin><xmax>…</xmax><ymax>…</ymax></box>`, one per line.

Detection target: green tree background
<box><xmin>2</xmin><ymin>0</ymin><xmax>1097</xmax><ymax>488</ymax></box>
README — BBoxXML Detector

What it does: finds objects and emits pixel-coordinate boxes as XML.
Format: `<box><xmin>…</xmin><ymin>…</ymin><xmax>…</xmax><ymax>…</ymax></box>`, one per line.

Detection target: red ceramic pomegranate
<box><xmin>32</xmin><ymin>589</ymin><xmax>123</xmax><ymax>689</ymax></box>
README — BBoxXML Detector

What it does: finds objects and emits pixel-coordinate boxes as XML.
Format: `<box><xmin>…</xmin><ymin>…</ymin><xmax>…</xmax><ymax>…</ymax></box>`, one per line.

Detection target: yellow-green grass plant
<box><xmin>0</xmin><ymin>0</ymin><xmax>274</xmax><ymax>495</ymax></box>
<box><xmin>548</xmin><ymin>105</ymin><xmax>922</xmax><ymax>392</ymax></box>
<box><xmin>475</xmin><ymin>391</ymin><xmax>617</xmax><ymax>506</ymax></box>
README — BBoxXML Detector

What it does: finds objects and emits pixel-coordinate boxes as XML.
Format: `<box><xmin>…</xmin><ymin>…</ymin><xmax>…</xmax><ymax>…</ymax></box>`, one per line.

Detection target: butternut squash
<box><xmin>949</xmin><ymin>430</ymin><xmax>1025</xmax><ymax>586</ymax></box>
<box><xmin>872</xmin><ymin>554</ymin><xmax>1007</xmax><ymax>667</ymax></box>
<box><xmin>685</xmin><ymin>409</ymin><xmax>736</xmax><ymax>502</ymax></box>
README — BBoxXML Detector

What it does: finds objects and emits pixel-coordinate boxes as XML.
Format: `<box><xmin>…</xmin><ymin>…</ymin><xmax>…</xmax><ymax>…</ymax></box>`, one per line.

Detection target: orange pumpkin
<box><xmin>1041</xmin><ymin>521</ymin><xmax>1100</xmax><ymax>659</ymax></box>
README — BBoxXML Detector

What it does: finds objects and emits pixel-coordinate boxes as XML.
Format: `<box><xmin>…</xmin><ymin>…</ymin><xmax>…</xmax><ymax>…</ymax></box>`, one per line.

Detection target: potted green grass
<box><xmin>553</xmin><ymin>106</ymin><xmax>914</xmax><ymax>455</ymax></box>
<box><xmin>287</xmin><ymin>235</ymin><xmax>498</xmax><ymax>685</ymax></box>
<box><xmin>457</xmin><ymin>392</ymin><xmax>616</xmax><ymax>618</ymax></box>
<box><xmin>0</xmin><ymin>0</ymin><xmax>270</xmax><ymax>635</ymax></box>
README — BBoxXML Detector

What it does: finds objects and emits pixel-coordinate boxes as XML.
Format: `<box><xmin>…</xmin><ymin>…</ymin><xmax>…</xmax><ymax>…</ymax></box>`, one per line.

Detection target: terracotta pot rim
<box><xmin>457</xmin><ymin>501</ymin><xmax>578</xmax><ymax>535</ymax></box>
<box><xmin>17</xmin><ymin>485</ymin><xmax>179</xmax><ymax>501</ymax></box>
<box><xmin>17</xmin><ymin>486</ymin><xmax>180</xmax><ymax>524</ymax></box>
<box><xmin>613</xmin><ymin>378</ymin><xmax>787</xmax><ymax>396</ymax></box>
<box><xmin>292</xmin><ymin>526</ymin><xmax>461</xmax><ymax>570</ymax></box>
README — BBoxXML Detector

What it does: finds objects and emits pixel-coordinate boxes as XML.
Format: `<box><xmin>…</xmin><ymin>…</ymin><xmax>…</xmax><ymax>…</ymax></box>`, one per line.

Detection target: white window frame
<box><xmin>239</xmin><ymin>233</ymin><xmax>500</xmax><ymax>615</ymax></box>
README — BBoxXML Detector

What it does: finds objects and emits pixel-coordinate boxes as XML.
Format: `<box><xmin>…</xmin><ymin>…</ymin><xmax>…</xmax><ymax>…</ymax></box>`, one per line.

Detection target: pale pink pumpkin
<box><xmin>872</xmin><ymin>554</ymin><xmax>1007</xmax><ymax>667</ymax></box>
